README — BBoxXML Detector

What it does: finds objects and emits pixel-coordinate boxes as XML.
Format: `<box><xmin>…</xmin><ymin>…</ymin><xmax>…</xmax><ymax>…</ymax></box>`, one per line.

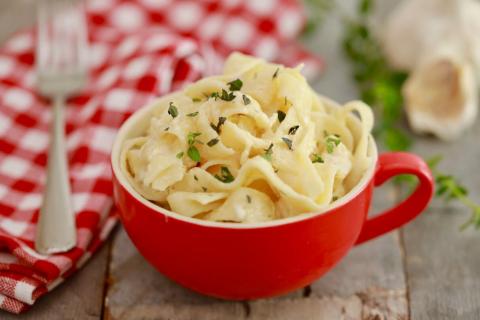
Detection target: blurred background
<box><xmin>0</xmin><ymin>0</ymin><xmax>480</xmax><ymax>318</ymax></box>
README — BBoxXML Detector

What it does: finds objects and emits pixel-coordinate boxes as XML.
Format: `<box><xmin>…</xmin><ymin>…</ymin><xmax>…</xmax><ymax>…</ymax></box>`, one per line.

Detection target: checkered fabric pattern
<box><xmin>0</xmin><ymin>0</ymin><xmax>322</xmax><ymax>314</ymax></box>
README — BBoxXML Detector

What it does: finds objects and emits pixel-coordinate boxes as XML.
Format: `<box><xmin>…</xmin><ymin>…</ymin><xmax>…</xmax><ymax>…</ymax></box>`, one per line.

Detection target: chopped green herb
<box><xmin>273</xmin><ymin>68</ymin><xmax>279</xmax><ymax>78</ymax></box>
<box><xmin>326</xmin><ymin>135</ymin><xmax>341</xmax><ymax>153</ymax></box>
<box><xmin>187</xmin><ymin>146</ymin><xmax>200</xmax><ymax>162</ymax></box>
<box><xmin>220</xmin><ymin>89</ymin><xmax>236</xmax><ymax>101</ymax></box>
<box><xmin>164</xmin><ymin>127</ymin><xmax>169</xmax><ymax>131</ymax></box>
<box><xmin>246</xmin><ymin>195</ymin><xmax>252</xmax><ymax>203</ymax></box>
<box><xmin>242</xmin><ymin>94</ymin><xmax>251</xmax><ymax>105</ymax></box>
<box><xmin>192</xmin><ymin>98</ymin><xmax>201</xmax><ymax>102</ymax></box>
<box><xmin>207</xmin><ymin>138</ymin><xmax>219</xmax><ymax>147</ymax></box>
<box><xmin>186</xmin><ymin>111</ymin><xmax>199</xmax><ymax>117</ymax></box>
<box><xmin>274</xmin><ymin>168</ymin><xmax>279</xmax><ymax>173</ymax></box>
<box><xmin>193</xmin><ymin>175</ymin><xmax>198</xmax><ymax>181</ymax></box>
<box><xmin>210</xmin><ymin>92</ymin><xmax>220</xmax><ymax>100</ymax></box>
<box><xmin>210</xmin><ymin>117</ymin><xmax>227</xmax><ymax>134</ymax></box>
<box><xmin>187</xmin><ymin>132</ymin><xmax>202</xmax><ymax>145</ymax></box>
<box><xmin>202</xmin><ymin>186</ymin><xmax>207</xmax><ymax>192</ymax></box>
<box><xmin>227</xmin><ymin>79</ymin><xmax>243</xmax><ymax>91</ymax></box>
<box><xmin>168</xmin><ymin>102</ymin><xmax>178</xmax><ymax>118</ymax></box>
<box><xmin>186</xmin><ymin>132</ymin><xmax>202</xmax><ymax>162</ymax></box>
<box><xmin>277</xmin><ymin>110</ymin><xmax>286</xmax><ymax>123</ymax></box>
<box><xmin>215</xmin><ymin>166</ymin><xmax>235</xmax><ymax>183</ymax></box>
<box><xmin>176</xmin><ymin>151</ymin><xmax>184</xmax><ymax>159</ymax></box>
<box><xmin>332</xmin><ymin>196</ymin><xmax>339</xmax><ymax>201</ymax></box>
<box><xmin>288</xmin><ymin>125</ymin><xmax>300</xmax><ymax>135</ymax></box>
<box><xmin>311</xmin><ymin>153</ymin><xmax>324</xmax><ymax>163</ymax></box>
<box><xmin>261</xmin><ymin>143</ymin><xmax>274</xmax><ymax>161</ymax></box>
<box><xmin>282</xmin><ymin>137</ymin><xmax>293</xmax><ymax>150</ymax></box>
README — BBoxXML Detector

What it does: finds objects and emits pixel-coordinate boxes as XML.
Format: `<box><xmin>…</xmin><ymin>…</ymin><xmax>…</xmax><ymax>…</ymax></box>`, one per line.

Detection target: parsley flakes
<box><xmin>168</xmin><ymin>102</ymin><xmax>178</xmax><ymax>118</ymax></box>
<box><xmin>261</xmin><ymin>143</ymin><xmax>274</xmax><ymax>161</ymax></box>
<box><xmin>311</xmin><ymin>153</ymin><xmax>324</xmax><ymax>163</ymax></box>
<box><xmin>242</xmin><ymin>94</ymin><xmax>251</xmax><ymax>105</ymax></box>
<box><xmin>227</xmin><ymin>79</ymin><xmax>243</xmax><ymax>91</ymax></box>
<box><xmin>215</xmin><ymin>166</ymin><xmax>235</xmax><ymax>183</ymax></box>
<box><xmin>207</xmin><ymin>138</ymin><xmax>219</xmax><ymax>147</ymax></box>
<box><xmin>186</xmin><ymin>111</ymin><xmax>199</xmax><ymax>117</ymax></box>
<box><xmin>288</xmin><ymin>125</ymin><xmax>299</xmax><ymax>135</ymax></box>
<box><xmin>210</xmin><ymin>117</ymin><xmax>227</xmax><ymax>134</ymax></box>
<box><xmin>325</xmin><ymin>134</ymin><xmax>341</xmax><ymax>153</ymax></box>
<box><xmin>187</xmin><ymin>146</ymin><xmax>201</xmax><ymax>162</ymax></box>
<box><xmin>186</xmin><ymin>132</ymin><xmax>202</xmax><ymax>162</ymax></box>
<box><xmin>277</xmin><ymin>110</ymin><xmax>286</xmax><ymax>123</ymax></box>
<box><xmin>281</xmin><ymin>137</ymin><xmax>293</xmax><ymax>150</ymax></box>
<box><xmin>273</xmin><ymin>68</ymin><xmax>280</xmax><ymax>78</ymax></box>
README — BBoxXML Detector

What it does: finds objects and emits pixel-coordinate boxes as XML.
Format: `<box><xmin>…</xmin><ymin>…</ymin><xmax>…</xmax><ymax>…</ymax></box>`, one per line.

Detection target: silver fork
<box><xmin>35</xmin><ymin>0</ymin><xmax>88</xmax><ymax>254</ymax></box>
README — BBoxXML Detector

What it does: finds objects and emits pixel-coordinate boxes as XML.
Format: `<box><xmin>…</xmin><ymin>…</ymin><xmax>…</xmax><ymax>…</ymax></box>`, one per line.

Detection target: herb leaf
<box><xmin>281</xmin><ymin>137</ymin><xmax>293</xmax><ymax>150</ymax></box>
<box><xmin>187</xmin><ymin>132</ymin><xmax>202</xmax><ymax>145</ymax></box>
<box><xmin>277</xmin><ymin>110</ymin><xmax>286</xmax><ymax>123</ymax></box>
<box><xmin>207</xmin><ymin>138</ymin><xmax>219</xmax><ymax>147</ymax></box>
<box><xmin>227</xmin><ymin>79</ymin><xmax>243</xmax><ymax>91</ymax></box>
<box><xmin>246</xmin><ymin>195</ymin><xmax>252</xmax><ymax>203</ymax></box>
<box><xmin>262</xmin><ymin>143</ymin><xmax>274</xmax><ymax>161</ymax></box>
<box><xmin>220</xmin><ymin>89</ymin><xmax>236</xmax><ymax>101</ymax></box>
<box><xmin>168</xmin><ymin>102</ymin><xmax>178</xmax><ymax>118</ymax></box>
<box><xmin>325</xmin><ymin>135</ymin><xmax>341</xmax><ymax>153</ymax></box>
<box><xmin>273</xmin><ymin>68</ymin><xmax>279</xmax><ymax>79</ymax></box>
<box><xmin>311</xmin><ymin>153</ymin><xmax>324</xmax><ymax>163</ymax></box>
<box><xmin>186</xmin><ymin>132</ymin><xmax>202</xmax><ymax>162</ymax></box>
<box><xmin>210</xmin><ymin>117</ymin><xmax>227</xmax><ymax>134</ymax></box>
<box><xmin>187</xmin><ymin>146</ymin><xmax>200</xmax><ymax>162</ymax></box>
<box><xmin>210</xmin><ymin>92</ymin><xmax>220</xmax><ymax>100</ymax></box>
<box><xmin>176</xmin><ymin>151</ymin><xmax>184</xmax><ymax>159</ymax></box>
<box><xmin>242</xmin><ymin>94</ymin><xmax>251</xmax><ymax>105</ymax></box>
<box><xmin>288</xmin><ymin>125</ymin><xmax>300</xmax><ymax>135</ymax></box>
<box><xmin>192</xmin><ymin>98</ymin><xmax>201</xmax><ymax>102</ymax></box>
<box><xmin>186</xmin><ymin>111</ymin><xmax>199</xmax><ymax>117</ymax></box>
<box><xmin>215</xmin><ymin>166</ymin><xmax>235</xmax><ymax>183</ymax></box>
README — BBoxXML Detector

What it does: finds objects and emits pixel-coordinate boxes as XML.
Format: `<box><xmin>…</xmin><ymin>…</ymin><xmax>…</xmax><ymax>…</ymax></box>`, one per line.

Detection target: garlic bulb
<box><xmin>382</xmin><ymin>0</ymin><xmax>480</xmax><ymax>140</ymax></box>
<box><xmin>403</xmin><ymin>51</ymin><xmax>477</xmax><ymax>140</ymax></box>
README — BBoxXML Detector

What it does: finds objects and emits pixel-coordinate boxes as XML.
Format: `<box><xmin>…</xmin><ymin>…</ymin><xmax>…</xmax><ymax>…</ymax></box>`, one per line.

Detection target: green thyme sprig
<box><xmin>302</xmin><ymin>0</ymin><xmax>335</xmax><ymax>38</ymax></box>
<box><xmin>427</xmin><ymin>156</ymin><xmax>480</xmax><ymax>230</ymax></box>
<box><xmin>342</xmin><ymin>0</ymin><xmax>411</xmax><ymax>152</ymax></box>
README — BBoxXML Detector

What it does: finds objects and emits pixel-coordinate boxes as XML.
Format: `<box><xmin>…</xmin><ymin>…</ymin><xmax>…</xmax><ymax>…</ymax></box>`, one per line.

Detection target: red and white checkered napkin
<box><xmin>0</xmin><ymin>0</ymin><xmax>322</xmax><ymax>314</ymax></box>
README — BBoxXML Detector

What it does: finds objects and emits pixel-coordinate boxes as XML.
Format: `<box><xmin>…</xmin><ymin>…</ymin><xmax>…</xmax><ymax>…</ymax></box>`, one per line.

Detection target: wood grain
<box><xmin>104</xmin><ymin>229</ymin><xmax>247</xmax><ymax>320</ymax></box>
<box><xmin>401</xmin><ymin>123</ymin><xmax>480</xmax><ymax>320</ymax></box>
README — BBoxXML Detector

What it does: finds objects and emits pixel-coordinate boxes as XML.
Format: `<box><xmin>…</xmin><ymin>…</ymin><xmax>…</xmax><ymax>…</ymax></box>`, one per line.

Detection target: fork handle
<box><xmin>36</xmin><ymin>96</ymin><xmax>76</xmax><ymax>254</ymax></box>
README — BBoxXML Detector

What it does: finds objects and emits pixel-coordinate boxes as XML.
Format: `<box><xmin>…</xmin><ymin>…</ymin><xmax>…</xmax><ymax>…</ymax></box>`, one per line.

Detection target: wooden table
<box><xmin>1</xmin><ymin>1</ymin><xmax>479</xmax><ymax>319</ymax></box>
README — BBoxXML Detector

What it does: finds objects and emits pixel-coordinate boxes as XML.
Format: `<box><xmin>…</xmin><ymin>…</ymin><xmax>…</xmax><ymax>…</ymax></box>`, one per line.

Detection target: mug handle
<box><xmin>355</xmin><ymin>152</ymin><xmax>434</xmax><ymax>245</ymax></box>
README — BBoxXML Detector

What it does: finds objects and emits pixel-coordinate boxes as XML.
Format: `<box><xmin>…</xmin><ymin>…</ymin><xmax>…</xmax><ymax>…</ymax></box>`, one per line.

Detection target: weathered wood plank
<box><xmin>104</xmin><ymin>228</ymin><xmax>247</xmax><ymax>320</ymax></box>
<box><xmin>402</xmin><ymin>122</ymin><xmax>480</xmax><ymax>320</ymax></box>
<box><xmin>0</xmin><ymin>242</ymin><xmax>110</xmax><ymax>320</ymax></box>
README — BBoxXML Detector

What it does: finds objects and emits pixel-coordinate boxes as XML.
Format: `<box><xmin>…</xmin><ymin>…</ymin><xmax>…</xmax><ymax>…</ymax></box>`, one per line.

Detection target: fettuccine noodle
<box><xmin>121</xmin><ymin>53</ymin><xmax>374</xmax><ymax>223</ymax></box>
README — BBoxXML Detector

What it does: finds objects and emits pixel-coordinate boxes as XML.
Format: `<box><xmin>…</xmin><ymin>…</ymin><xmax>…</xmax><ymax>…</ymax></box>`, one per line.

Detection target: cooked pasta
<box><xmin>121</xmin><ymin>53</ymin><xmax>374</xmax><ymax>223</ymax></box>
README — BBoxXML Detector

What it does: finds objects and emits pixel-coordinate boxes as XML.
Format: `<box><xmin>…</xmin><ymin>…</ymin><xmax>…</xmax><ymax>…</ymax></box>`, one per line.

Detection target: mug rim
<box><xmin>111</xmin><ymin>95</ymin><xmax>379</xmax><ymax>230</ymax></box>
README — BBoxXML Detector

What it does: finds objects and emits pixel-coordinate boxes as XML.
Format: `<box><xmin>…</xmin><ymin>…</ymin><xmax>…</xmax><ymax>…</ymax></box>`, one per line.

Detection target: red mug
<box><xmin>111</xmin><ymin>101</ymin><xmax>434</xmax><ymax>300</ymax></box>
